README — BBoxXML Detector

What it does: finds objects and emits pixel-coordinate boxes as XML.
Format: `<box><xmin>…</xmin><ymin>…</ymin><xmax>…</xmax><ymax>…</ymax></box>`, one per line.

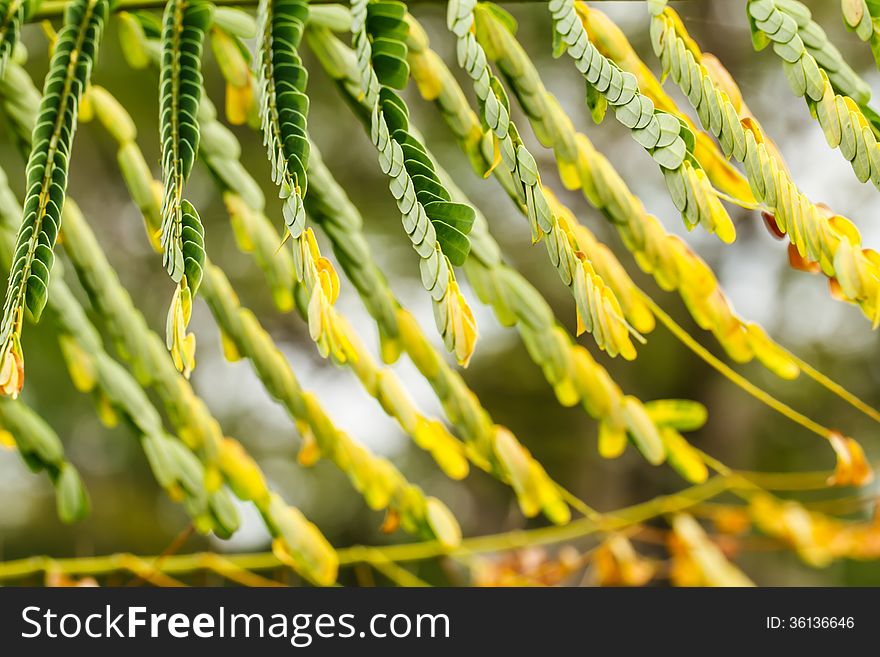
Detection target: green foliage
<box><xmin>448</xmin><ymin>0</ymin><xmax>638</xmax><ymax>360</ymax></box>
<box><xmin>257</xmin><ymin>0</ymin><xmax>310</xmax><ymax>239</ymax></box>
<box><xmin>0</xmin><ymin>0</ymin><xmax>108</xmax><ymax>398</ymax></box>
<box><xmin>0</xmin><ymin>0</ymin><xmax>878</xmax><ymax>588</ymax></box>
<box><xmin>159</xmin><ymin>0</ymin><xmax>210</xmax><ymax>287</ymax></box>
<box><xmin>653</xmin><ymin>2</ymin><xmax>880</xmax><ymax>325</ymax></box>
<box><xmin>351</xmin><ymin>0</ymin><xmax>478</xmax><ymax>365</ymax></box>
<box><xmin>747</xmin><ymin>0</ymin><xmax>880</xmax><ymax>189</ymax></box>
<box><xmin>551</xmin><ymin>0</ymin><xmax>735</xmax><ymax>244</ymax></box>
<box><xmin>160</xmin><ymin>0</ymin><xmax>212</xmax><ymax>376</ymax></box>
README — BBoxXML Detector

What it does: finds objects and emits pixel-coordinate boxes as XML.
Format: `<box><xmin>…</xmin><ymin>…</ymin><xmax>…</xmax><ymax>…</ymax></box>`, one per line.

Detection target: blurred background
<box><xmin>1</xmin><ymin>0</ymin><xmax>879</xmax><ymax>586</ymax></box>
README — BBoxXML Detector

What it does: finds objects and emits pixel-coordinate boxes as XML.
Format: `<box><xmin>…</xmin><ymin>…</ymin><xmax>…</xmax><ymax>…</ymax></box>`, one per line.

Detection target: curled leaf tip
<box><xmin>166</xmin><ymin>280</ymin><xmax>197</xmax><ymax>378</ymax></box>
<box><xmin>441</xmin><ymin>275</ymin><xmax>478</xmax><ymax>367</ymax></box>
<box><xmin>0</xmin><ymin>336</ymin><xmax>23</xmax><ymax>399</ymax></box>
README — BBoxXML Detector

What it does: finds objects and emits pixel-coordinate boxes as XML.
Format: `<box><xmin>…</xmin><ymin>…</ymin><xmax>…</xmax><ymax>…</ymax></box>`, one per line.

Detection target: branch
<box><xmin>0</xmin><ymin>475</ymin><xmax>733</xmax><ymax>583</ymax></box>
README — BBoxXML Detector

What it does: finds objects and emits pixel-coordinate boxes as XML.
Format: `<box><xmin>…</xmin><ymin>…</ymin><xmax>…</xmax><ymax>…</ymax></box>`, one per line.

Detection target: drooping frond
<box><xmin>0</xmin><ymin>68</ymin><xmax>240</xmax><ymax>539</ymax></box>
<box><xmin>548</xmin><ymin>0</ymin><xmax>736</xmax><ymax>243</ymax></box>
<box><xmin>314</xmin><ymin>18</ymin><xmax>714</xmax><ymax>482</ymax></box>
<box><xmin>406</xmin><ymin>10</ymin><xmax>870</xmax><ymax>476</ymax></box>
<box><xmin>788</xmin><ymin>2</ymin><xmax>872</xmax><ymax>103</ymax></box>
<box><xmin>470</xmin><ymin>5</ymin><xmax>800</xmax><ymax>379</ymax></box>
<box><xmin>109</xmin><ymin>22</ymin><xmax>475</xmax><ymax>490</ymax></box>
<box><xmin>572</xmin><ymin>2</ymin><xmax>756</xmax><ymax>209</ymax></box>
<box><xmin>255</xmin><ymin>0</ymin><xmax>354</xmax><ymax>362</ymax></box>
<box><xmin>745</xmin><ymin>0</ymin><xmax>880</xmax><ymax>189</ymax></box>
<box><xmin>61</xmin><ymin>186</ymin><xmax>338</xmax><ymax>586</ymax></box>
<box><xmin>305</xmin><ymin>143</ymin><xmax>587</xmax><ymax>517</ymax></box>
<box><xmin>200</xmin><ymin>261</ymin><xmax>462</xmax><ymax>548</ymax></box>
<box><xmin>159</xmin><ymin>0</ymin><xmax>212</xmax><ymax>377</ymax></box>
<box><xmin>0</xmin><ymin>0</ymin><xmax>25</xmax><ymax>78</ymax></box>
<box><xmin>650</xmin><ymin>2</ymin><xmax>880</xmax><ymax>325</ymax></box>
<box><xmin>446</xmin><ymin>0</ymin><xmax>640</xmax><ymax>360</ymax></box>
<box><xmin>256</xmin><ymin>0</ymin><xmax>310</xmax><ymax>240</ymax></box>
<box><xmin>349</xmin><ymin>0</ymin><xmax>478</xmax><ymax>366</ymax></box>
<box><xmin>0</xmin><ymin>56</ymin><xmax>334</xmax><ymax>580</ymax></box>
<box><xmin>0</xmin><ymin>0</ymin><xmax>108</xmax><ymax>398</ymax></box>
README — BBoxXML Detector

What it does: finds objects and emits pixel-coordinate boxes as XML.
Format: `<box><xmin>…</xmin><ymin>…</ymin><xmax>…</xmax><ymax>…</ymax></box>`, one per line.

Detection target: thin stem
<box><xmin>369</xmin><ymin>557</ymin><xmax>431</xmax><ymax>587</ymax></box>
<box><xmin>0</xmin><ymin>476</ymin><xmax>733</xmax><ymax>583</ymax></box>
<box><xmin>787</xmin><ymin>352</ymin><xmax>880</xmax><ymax>425</ymax></box>
<box><xmin>641</xmin><ymin>292</ymin><xmax>834</xmax><ymax>440</ymax></box>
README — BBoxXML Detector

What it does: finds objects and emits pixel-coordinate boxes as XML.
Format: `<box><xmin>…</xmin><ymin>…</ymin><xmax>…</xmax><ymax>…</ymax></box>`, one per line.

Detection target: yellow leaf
<box><xmin>296</xmin><ymin>423</ymin><xmax>321</xmax><ymax>467</ymax></box>
<box><xmin>269</xmin><ymin>496</ymin><xmax>338</xmax><ymax>586</ymax></box>
<box><xmin>493</xmin><ymin>426</ymin><xmax>569</xmax><ymax>524</ymax></box>
<box><xmin>660</xmin><ymin>427</ymin><xmax>708</xmax><ymax>484</ymax></box>
<box><xmin>219</xmin><ymin>438</ymin><xmax>269</xmax><ymax>502</ymax></box>
<box><xmin>117</xmin><ymin>12</ymin><xmax>151</xmax><ymax>69</ymax></box>
<box><xmin>621</xmin><ymin>396</ymin><xmax>665</xmax><ymax>465</ymax></box>
<box><xmin>426</xmin><ymin>497</ymin><xmax>462</xmax><ymax>548</ymax></box>
<box><xmin>594</xmin><ymin>536</ymin><xmax>656</xmax><ymax>586</ymax></box>
<box><xmin>414</xmin><ymin>417</ymin><xmax>469</xmax><ymax>480</ymax></box>
<box><xmin>552</xmin><ymin>375</ymin><xmax>580</xmax><ymax>407</ymax></box>
<box><xmin>219</xmin><ymin>328</ymin><xmax>241</xmax><ymax>362</ymax></box>
<box><xmin>223</xmin><ymin>193</ymin><xmax>255</xmax><ymax>252</ymax></box>
<box><xmin>598</xmin><ymin>420</ymin><xmax>627</xmax><ymax>459</ymax></box>
<box><xmin>166</xmin><ymin>281</ymin><xmax>196</xmax><ymax>379</ymax></box>
<box><xmin>492</xmin><ymin>425</ymin><xmax>540</xmax><ymax>518</ymax></box>
<box><xmin>95</xmin><ymin>392</ymin><xmax>119</xmax><ymax>428</ymax></box>
<box><xmin>672</xmin><ymin>514</ymin><xmax>754</xmax><ymax>587</ymax></box>
<box><xmin>395</xmin><ymin>308</ymin><xmax>440</xmax><ymax>376</ymax></box>
<box><xmin>58</xmin><ymin>334</ymin><xmax>97</xmax><ymax>393</ymax></box>
<box><xmin>411</xmin><ymin>51</ymin><xmax>444</xmax><ymax>101</ymax></box>
<box><xmin>379</xmin><ymin>330</ymin><xmax>403</xmax><ymax>365</ymax></box>
<box><xmin>0</xmin><ymin>335</ymin><xmax>24</xmax><ymax>399</ymax></box>
<box><xmin>644</xmin><ymin>399</ymin><xmax>708</xmax><ymax>431</ymax></box>
<box><xmin>211</xmin><ymin>27</ymin><xmax>250</xmax><ymax>87</ymax></box>
<box><xmin>89</xmin><ymin>86</ymin><xmax>137</xmax><ymax>143</ymax></box>
<box><xmin>444</xmin><ymin>276</ymin><xmax>478</xmax><ymax>367</ymax></box>
<box><xmin>226</xmin><ymin>81</ymin><xmax>253</xmax><ymax>126</ymax></box>
<box><xmin>380</xmin><ymin>508</ymin><xmax>401</xmax><ymax>534</ymax></box>
<box><xmin>745</xmin><ymin>323</ymin><xmax>800</xmax><ymax>380</ymax></box>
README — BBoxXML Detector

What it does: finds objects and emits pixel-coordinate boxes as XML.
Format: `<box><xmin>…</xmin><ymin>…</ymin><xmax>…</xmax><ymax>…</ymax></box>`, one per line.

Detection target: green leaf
<box><xmin>56</xmin><ymin>463</ymin><xmax>91</xmax><ymax>524</ymax></box>
<box><xmin>424</xmin><ymin>201</ymin><xmax>475</xmax><ymax>234</ymax></box>
<box><xmin>379</xmin><ymin>88</ymin><xmax>409</xmax><ymax>133</ymax></box>
<box><xmin>433</xmin><ymin>221</ymin><xmax>471</xmax><ymax>266</ymax></box>
<box><xmin>160</xmin><ymin>0</ymin><xmax>212</xmax><ymax>289</ymax></box>
<box><xmin>373</xmin><ymin>53</ymin><xmax>410</xmax><ymax>89</ymax></box>
<box><xmin>644</xmin><ymin>399</ymin><xmax>708</xmax><ymax>431</ymax></box>
<box><xmin>622</xmin><ymin>397</ymin><xmax>665</xmax><ymax>465</ymax></box>
<box><xmin>586</xmin><ymin>81</ymin><xmax>608</xmax><ymax>123</ymax></box>
<box><xmin>411</xmin><ymin>174</ymin><xmax>452</xmax><ymax>202</ymax></box>
<box><xmin>371</xmin><ymin>35</ymin><xmax>407</xmax><ymax>61</ymax></box>
<box><xmin>257</xmin><ymin>0</ymin><xmax>311</xmax><ymax>237</ymax></box>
